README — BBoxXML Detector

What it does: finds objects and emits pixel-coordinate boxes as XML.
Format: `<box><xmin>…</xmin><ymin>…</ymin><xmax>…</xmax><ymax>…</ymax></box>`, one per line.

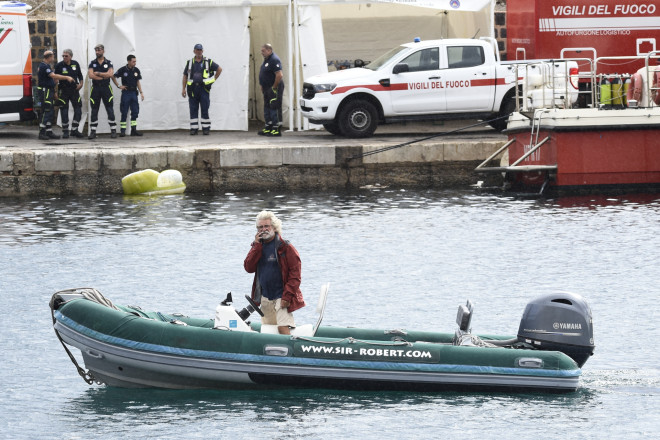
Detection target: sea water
<box><xmin>0</xmin><ymin>189</ymin><xmax>658</xmax><ymax>439</ymax></box>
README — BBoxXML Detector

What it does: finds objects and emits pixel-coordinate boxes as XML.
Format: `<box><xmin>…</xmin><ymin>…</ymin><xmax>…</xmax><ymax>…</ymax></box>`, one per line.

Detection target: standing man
<box><xmin>54</xmin><ymin>49</ymin><xmax>85</xmax><ymax>139</ymax></box>
<box><xmin>37</xmin><ymin>50</ymin><xmax>73</xmax><ymax>140</ymax></box>
<box><xmin>258</xmin><ymin>43</ymin><xmax>284</xmax><ymax>137</ymax></box>
<box><xmin>244</xmin><ymin>211</ymin><xmax>305</xmax><ymax>335</ymax></box>
<box><xmin>182</xmin><ymin>44</ymin><xmax>221</xmax><ymax>135</ymax></box>
<box><xmin>112</xmin><ymin>54</ymin><xmax>144</xmax><ymax>137</ymax></box>
<box><xmin>88</xmin><ymin>44</ymin><xmax>117</xmax><ymax>140</ymax></box>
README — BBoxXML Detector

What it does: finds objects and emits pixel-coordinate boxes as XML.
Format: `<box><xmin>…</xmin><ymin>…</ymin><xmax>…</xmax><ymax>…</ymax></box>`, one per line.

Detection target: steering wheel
<box><xmin>245</xmin><ymin>295</ymin><xmax>264</xmax><ymax>316</ymax></box>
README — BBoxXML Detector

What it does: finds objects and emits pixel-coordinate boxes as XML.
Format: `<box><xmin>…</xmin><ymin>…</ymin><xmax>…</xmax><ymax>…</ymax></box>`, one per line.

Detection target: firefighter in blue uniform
<box><xmin>181</xmin><ymin>44</ymin><xmax>222</xmax><ymax>135</ymax></box>
<box><xmin>37</xmin><ymin>50</ymin><xmax>73</xmax><ymax>140</ymax></box>
<box><xmin>87</xmin><ymin>44</ymin><xmax>117</xmax><ymax>140</ymax></box>
<box><xmin>258</xmin><ymin>43</ymin><xmax>284</xmax><ymax>137</ymax></box>
<box><xmin>54</xmin><ymin>49</ymin><xmax>85</xmax><ymax>139</ymax></box>
<box><xmin>112</xmin><ymin>54</ymin><xmax>144</xmax><ymax>137</ymax></box>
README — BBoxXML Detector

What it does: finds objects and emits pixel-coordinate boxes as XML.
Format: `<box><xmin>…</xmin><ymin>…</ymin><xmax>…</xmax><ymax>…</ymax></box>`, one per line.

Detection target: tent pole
<box><xmin>293</xmin><ymin>0</ymin><xmax>302</xmax><ymax>131</ymax></box>
<box><xmin>287</xmin><ymin>0</ymin><xmax>294</xmax><ymax>132</ymax></box>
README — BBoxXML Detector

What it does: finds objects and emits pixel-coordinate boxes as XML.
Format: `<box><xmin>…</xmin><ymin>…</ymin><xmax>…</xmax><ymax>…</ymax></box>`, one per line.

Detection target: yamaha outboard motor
<box><xmin>517</xmin><ymin>292</ymin><xmax>595</xmax><ymax>367</ymax></box>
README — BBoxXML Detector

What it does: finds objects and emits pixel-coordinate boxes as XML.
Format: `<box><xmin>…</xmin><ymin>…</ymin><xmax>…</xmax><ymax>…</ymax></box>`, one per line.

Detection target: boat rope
<box><xmin>454</xmin><ymin>333</ymin><xmax>499</xmax><ymax>348</ymax></box>
<box><xmin>346</xmin><ymin>116</ymin><xmax>508</xmax><ymax>162</ymax></box>
<box><xmin>49</xmin><ymin>303</ymin><xmax>100</xmax><ymax>386</ymax></box>
<box><xmin>291</xmin><ymin>335</ymin><xmax>413</xmax><ymax>347</ymax></box>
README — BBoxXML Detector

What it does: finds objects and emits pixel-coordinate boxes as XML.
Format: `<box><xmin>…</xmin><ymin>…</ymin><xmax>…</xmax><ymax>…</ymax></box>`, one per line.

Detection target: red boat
<box><xmin>476</xmin><ymin>62</ymin><xmax>660</xmax><ymax>194</ymax></box>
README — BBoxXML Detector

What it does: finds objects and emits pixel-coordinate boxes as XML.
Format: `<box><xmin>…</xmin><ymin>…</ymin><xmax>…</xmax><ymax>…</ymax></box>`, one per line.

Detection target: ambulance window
<box><xmin>447</xmin><ymin>46</ymin><xmax>485</xmax><ymax>69</ymax></box>
<box><xmin>399</xmin><ymin>47</ymin><xmax>439</xmax><ymax>72</ymax></box>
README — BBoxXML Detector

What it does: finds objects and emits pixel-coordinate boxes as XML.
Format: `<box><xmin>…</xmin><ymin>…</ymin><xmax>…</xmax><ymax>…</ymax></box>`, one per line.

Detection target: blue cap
<box><xmin>194</xmin><ymin>43</ymin><xmax>203</xmax><ymax>50</ymax></box>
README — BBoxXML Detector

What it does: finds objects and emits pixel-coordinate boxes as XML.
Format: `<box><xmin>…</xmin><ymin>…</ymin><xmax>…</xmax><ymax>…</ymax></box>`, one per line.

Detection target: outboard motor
<box><xmin>517</xmin><ymin>292</ymin><xmax>595</xmax><ymax>367</ymax></box>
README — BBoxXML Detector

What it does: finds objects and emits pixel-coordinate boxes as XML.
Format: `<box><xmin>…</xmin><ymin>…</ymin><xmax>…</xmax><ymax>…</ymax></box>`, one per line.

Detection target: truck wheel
<box><xmin>338</xmin><ymin>100</ymin><xmax>378</xmax><ymax>138</ymax></box>
<box><xmin>323</xmin><ymin>122</ymin><xmax>342</xmax><ymax>136</ymax></box>
<box><xmin>489</xmin><ymin>94</ymin><xmax>518</xmax><ymax>131</ymax></box>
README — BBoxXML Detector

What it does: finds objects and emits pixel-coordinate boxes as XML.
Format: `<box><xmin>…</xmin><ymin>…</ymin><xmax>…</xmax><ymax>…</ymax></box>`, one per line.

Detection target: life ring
<box><xmin>627</xmin><ymin>72</ymin><xmax>643</xmax><ymax>103</ymax></box>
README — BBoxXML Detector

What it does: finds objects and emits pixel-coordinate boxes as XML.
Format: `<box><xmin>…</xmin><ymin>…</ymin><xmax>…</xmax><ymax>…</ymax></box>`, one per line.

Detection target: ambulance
<box><xmin>0</xmin><ymin>1</ymin><xmax>35</xmax><ymax>123</ymax></box>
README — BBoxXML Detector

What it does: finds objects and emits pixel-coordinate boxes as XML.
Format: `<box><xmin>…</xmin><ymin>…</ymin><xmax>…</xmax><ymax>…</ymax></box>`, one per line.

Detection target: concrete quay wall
<box><xmin>0</xmin><ymin>140</ymin><xmax>503</xmax><ymax>196</ymax></box>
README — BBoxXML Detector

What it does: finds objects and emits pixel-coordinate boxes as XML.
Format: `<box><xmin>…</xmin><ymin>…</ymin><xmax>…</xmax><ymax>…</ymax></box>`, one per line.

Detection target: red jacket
<box><xmin>244</xmin><ymin>234</ymin><xmax>305</xmax><ymax>313</ymax></box>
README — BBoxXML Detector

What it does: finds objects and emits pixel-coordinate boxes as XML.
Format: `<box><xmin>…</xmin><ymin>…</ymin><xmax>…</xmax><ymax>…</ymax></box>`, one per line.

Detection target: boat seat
<box><xmin>260</xmin><ymin>283</ymin><xmax>330</xmax><ymax>336</ymax></box>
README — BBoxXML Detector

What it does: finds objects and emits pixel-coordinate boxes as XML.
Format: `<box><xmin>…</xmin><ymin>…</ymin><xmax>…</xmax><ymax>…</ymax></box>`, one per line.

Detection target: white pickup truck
<box><xmin>300</xmin><ymin>38</ymin><xmax>578</xmax><ymax>137</ymax></box>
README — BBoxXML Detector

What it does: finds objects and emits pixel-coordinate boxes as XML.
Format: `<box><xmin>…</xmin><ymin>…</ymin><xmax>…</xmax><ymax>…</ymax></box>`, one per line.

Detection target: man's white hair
<box><xmin>256</xmin><ymin>210</ymin><xmax>282</xmax><ymax>234</ymax></box>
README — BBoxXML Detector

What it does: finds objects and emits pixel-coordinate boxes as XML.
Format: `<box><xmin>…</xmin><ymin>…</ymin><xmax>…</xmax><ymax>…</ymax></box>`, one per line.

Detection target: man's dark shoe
<box><xmin>47</xmin><ymin>131</ymin><xmax>60</xmax><ymax>139</ymax></box>
<box><xmin>131</xmin><ymin>128</ymin><xmax>143</xmax><ymax>137</ymax></box>
<box><xmin>202</xmin><ymin>129</ymin><xmax>210</xmax><ymax>135</ymax></box>
<box><xmin>38</xmin><ymin>130</ymin><xmax>49</xmax><ymax>140</ymax></box>
<box><xmin>110</xmin><ymin>129</ymin><xmax>117</xmax><ymax>139</ymax></box>
<box><xmin>71</xmin><ymin>130</ymin><xmax>84</xmax><ymax>138</ymax></box>
<box><xmin>120</xmin><ymin>129</ymin><xmax>126</xmax><ymax>137</ymax></box>
<box><xmin>62</xmin><ymin>130</ymin><xmax>70</xmax><ymax>139</ymax></box>
<box><xmin>257</xmin><ymin>125</ymin><xmax>272</xmax><ymax>136</ymax></box>
<box><xmin>190</xmin><ymin>129</ymin><xmax>198</xmax><ymax>135</ymax></box>
<box><xmin>270</xmin><ymin>128</ymin><xmax>281</xmax><ymax>137</ymax></box>
<box><xmin>88</xmin><ymin>131</ymin><xmax>97</xmax><ymax>140</ymax></box>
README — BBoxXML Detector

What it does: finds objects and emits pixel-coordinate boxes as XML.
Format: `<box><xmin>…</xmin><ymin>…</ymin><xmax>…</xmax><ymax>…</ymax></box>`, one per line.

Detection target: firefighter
<box><xmin>181</xmin><ymin>43</ymin><xmax>222</xmax><ymax>135</ymax></box>
<box><xmin>54</xmin><ymin>49</ymin><xmax>85</xmax><ymax>139</ymax></box>
<box><xmin>257</xmin><ymin>43</ymin><xmax>284</xmax><ymax>137</ymax></box>
<box><xmin>112</xmin><ymin>54</ymin><xmax>144</xmax><ymax>137</ymax></box>
<box><xmin>87</xmin><ymin>44</ymin><xmax>117</xmax><ymax>140</ymax></box>
<box><xmin>37</xmin><ymin>50</ymin><xmax>73</xmax><ymax>140</ymax></box>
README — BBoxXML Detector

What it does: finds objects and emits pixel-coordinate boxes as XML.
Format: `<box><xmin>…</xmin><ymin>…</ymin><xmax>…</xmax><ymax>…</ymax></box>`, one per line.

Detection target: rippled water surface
<box><xmin>1</xmin><ymin>189</ymin><xmax>659</xmax><ymax>439</ymax></box>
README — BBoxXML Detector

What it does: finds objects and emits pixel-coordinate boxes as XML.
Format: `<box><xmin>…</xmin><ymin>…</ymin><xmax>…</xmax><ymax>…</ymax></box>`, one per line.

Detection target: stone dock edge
<box><xmin>0</xmin><ymin>140</ymin><xmax>505</xmax><ymax>196</ymax></box>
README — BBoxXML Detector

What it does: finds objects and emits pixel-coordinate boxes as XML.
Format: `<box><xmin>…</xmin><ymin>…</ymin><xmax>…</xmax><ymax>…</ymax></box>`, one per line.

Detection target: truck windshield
<box><xmin>365</xmin><ymin>46</ymin><xmax>409</xmax><ymax>71</ymax></box>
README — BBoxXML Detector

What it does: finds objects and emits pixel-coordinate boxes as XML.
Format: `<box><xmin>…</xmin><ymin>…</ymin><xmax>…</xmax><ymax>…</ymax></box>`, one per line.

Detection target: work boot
<box><xmin>131</xmin><ymin>128</ymin><xmax>143</xmax><ymax>137</ymax></box>
<box><xmin>190</xmin><ymin>129</ymin><xmax>198</xmax><ymax>135</ymax></box>
<box><xmin>257</xmin><ymin>125</ymin><xmax>272</xmax><ymax>136</ymax></box>
<box><xmin>88</xmin><ymin>131</ymin><xmax>97</xmax><ymax>140</ymax></box>
<box><xmin>119</xmin><ymin>128</ymin><xmax>126</xmax><ymax>137</ymax></box>
<box><xmin>111</xmin><ymin>129</ymin><xmax>117</xmax><ymax>139</ymax></box>
<box><xmin>62</xmin><ymin>129</ymin><xmax>70</xmax><ymax>139</ymax></box>
<box><xmin>270</xmin><ymin>127</ymin><xmax>281</xmax><ymax>137</ymax></box>
<box><xmin>38</xmin><ymin>129</ymin><xmax>49</xmax><ymax>140</ymax></box>
<box><xmin>71</xmin><ymin>129</ymin><xmax>84</xmax><ymax>138</ymax></box>
<box><xmin>202</xmin><ymin>128</ymin><xmax>210</xmax><ymax>135</ymax></box>
<box><xmin>47</xmin><ymin>131</ymin><xmax>60</xmax><ymax>139</ymax></box>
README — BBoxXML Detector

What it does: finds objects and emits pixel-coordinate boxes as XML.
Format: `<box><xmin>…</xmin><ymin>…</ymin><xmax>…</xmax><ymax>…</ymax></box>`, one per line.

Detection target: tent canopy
<box><xmin>56</xmin><ymin>0</ymin><xmax>494</xmax><ymax>132</ymax></box>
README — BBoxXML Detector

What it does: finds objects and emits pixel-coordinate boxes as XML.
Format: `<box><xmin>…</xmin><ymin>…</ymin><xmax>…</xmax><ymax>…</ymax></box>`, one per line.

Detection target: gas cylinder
<box><xmin>623</xmin><ymin>75</ymin><xmax>631</xmax><ymax>107</ymax></box>
<box><xmin>611</xmin><ymin>75</ymin><xmax>623</xmax><ymax>108</ymax></box>
<box><xmin>599</xmin><ymin>75</ymin><xmax>611</xmax><ymax>108</ymax></box>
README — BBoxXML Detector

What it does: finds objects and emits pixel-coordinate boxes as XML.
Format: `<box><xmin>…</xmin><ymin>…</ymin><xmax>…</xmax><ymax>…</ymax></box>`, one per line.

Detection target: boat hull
<box><xmin>52</xmin><ymin>297</ymin><xmax>581</xmax><ymax>392</ymax></box>
<box><xmin>504</xmin><ymin>108</ymin><xmax>660</xmax><ymax>193</ymax></box>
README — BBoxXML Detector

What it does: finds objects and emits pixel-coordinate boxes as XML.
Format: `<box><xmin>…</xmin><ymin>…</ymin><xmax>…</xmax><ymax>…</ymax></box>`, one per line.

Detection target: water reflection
<box><xmin>2</xmin><ymin>190</ymin><xmax>658</xmax><ymax>246</ymax></box>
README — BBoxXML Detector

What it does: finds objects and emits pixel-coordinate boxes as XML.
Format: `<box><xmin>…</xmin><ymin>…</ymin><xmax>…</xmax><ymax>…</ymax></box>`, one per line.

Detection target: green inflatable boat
<box><xmin>50</xmin><ymin>287</ymin><xmax>594</xmax><ymax>392</ymax></box>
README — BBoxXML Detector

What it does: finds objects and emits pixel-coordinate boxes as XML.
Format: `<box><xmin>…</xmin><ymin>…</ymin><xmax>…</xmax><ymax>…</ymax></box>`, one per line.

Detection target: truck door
<box><xmin>443</xmin><ymin>45</ymin><xmax>496</xmax><ymax>112</ymax></box>
<box><xmin>390</xmin><ymin>47</ymin><xmax>446</xmax><ymax>114</ymax></box>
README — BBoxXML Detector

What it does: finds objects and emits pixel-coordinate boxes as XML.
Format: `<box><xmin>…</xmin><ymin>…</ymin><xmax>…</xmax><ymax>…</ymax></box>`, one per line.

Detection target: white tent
<box><xmin>55</xmin><ymin>0</ymin><xmax>494</xmax><ymax>133</ymax></box>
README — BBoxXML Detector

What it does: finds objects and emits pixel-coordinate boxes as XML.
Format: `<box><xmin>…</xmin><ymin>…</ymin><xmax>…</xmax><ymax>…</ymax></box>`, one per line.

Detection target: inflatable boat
<box><xmin>50</xmin><ymin>286</ymin><xmax>594</xmax><ymax>392</ymax></box>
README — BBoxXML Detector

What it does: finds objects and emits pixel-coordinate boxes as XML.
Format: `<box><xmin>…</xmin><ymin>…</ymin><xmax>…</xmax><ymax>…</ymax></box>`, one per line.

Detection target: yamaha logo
<box><xmin>553</xmin><ymin>322</ymin><xmax>582</xmax><ymax>330</ymax></box>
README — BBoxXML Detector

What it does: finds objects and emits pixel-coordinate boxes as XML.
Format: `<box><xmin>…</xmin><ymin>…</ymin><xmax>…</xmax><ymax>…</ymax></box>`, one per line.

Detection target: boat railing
<box><xmin>475</xmin><ymin>108</ymin><xmax>556</xmax><ymax>177</ymax></box>
<box><xmin>513</xmin><ymin>60</ymin><xmax>582</xmax><ymax>112</ymax></box>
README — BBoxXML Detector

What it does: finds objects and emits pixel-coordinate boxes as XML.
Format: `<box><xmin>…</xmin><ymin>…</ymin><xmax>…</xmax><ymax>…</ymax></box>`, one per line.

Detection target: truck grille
<box><xmin>302</xmin><ymin>83</ymin><xmax>316</xmax><ymax>100</ymax></box>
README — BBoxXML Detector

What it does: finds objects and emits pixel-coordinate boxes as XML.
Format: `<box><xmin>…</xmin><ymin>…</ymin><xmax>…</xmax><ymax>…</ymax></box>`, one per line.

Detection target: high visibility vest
<box><xmin>186</xmin><ymin>57</ymin><xmax>213</xmax><ymax>85</ymax></box>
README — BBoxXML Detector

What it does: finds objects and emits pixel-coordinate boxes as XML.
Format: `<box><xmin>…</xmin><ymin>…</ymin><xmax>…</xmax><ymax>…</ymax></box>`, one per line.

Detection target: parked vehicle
<box><xmin>0</xmin><ymin>1</ymin><xmax>34</xmax><ymax>123</ymax></box>
<box><xmin>300</xmin><ymin>38</ymin><xmax>578</xmax><ymax>137</ymax></box>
